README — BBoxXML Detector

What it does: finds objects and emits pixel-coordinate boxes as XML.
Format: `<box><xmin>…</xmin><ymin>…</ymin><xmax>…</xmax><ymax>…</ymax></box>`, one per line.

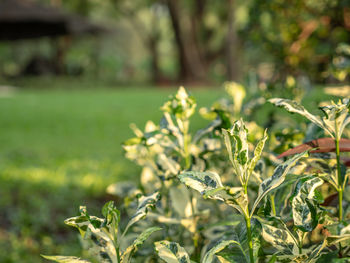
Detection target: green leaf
<box><xmin>122</xmin><ymin>192</ymin><xmax>160</xmax><ymax>236</ymax></box>
<box><xmin>205</xmin><ymin>186</ymin><xmax>248</xmax><ymax>216</ymax></box>
<box><xmin>157</xmin><ymin>153</ymin><xmax>181</xmax><ymax>176</ymax></box>
<box><xmin>64</xmin><ymin>204</ymin><xmax>119</xmax><ymax>263</ymax></box>
<box><xmin>178</xmin><ymin>171</ymin><xmax>248</xmax><ymax>216</ymax></box>
<box><xmin>269</xmin><ymin>98</ymin><xmax>350</xmax><ymax>140</ymax></box>
<box><xmin>331</xmin><ymin>258</ymin><xmax>350</xmax><ymax>262</ymax></box>
<box><xmin>231</xmin><ymin>119</ymin><xmax>249</xmax><ymax>166</ymax></box>
<box><xmin>203</xmin><ymin>240</ymin><xmax>247</xmax><ymax>263</ymax></box>
<box><xmin>222</xmin><ymin>123</ymin><xmax>247</xmax><ymax>185</ymax></box>
<box><xmin>41</xmin><ymin>255</ymin><xmax>90</xmax><ymax>263</ymax></box>
<box><xmin>179</xmin><ymin>171</ymin><xmax>223</xmax><ymax>193</ymax></box>
<box><xmin>222</xmin><ymin>128</ymin><xmax>236</xmax><ymax>172</ymax></box>
<box><xmin>64</xmin><ymin>207</ymin><xmax>104</xmax><ymax>237</ymax></box>
<box><xmin>161</xmin><ymin>87</ymin><xmax>196</xmax><ymax>120</ymax></box>
<box><xmin>260</xmin><ymin>223</ymin><xmax>298</xmax><ymax>254</ymax></box>
<box><xmin>269</xmin><ymin>98</ymin><xmax>331</xmax><ymax>136</ymax></box>
<box><xmin>154</xmin><ymin>240</ymin><xmax>191</xmax><ymax>263</ymax></box>
<box><xmin>267</xmin><ymin>255</ymin><xmax>278</xmax><ymax>263</ymax></box>
<box><xmin>102</xmin><ymin>201</ymin><xmax>121</xmax><ymax>227</ymax></box>
<box><xmin>251</xmin><ymin>151</ymin><xmax>307</xmax><ymax>216</ymax></box>
<box><xmin>274</xmin><ymin>254</ymin><xmax>309</xmax><ymax>263</ymax></box>
<box><xmin>121</xmin><ymin>227</ymin><xmax>161</xmax><ymax>263</ymax></box>
<box><xmin>320</xmin><ymin>99</ymin><xmax>350</xmax><ymax>139</ymax></box>
<box><xmin>247</xmin><ymin>129</ymin><xmax>268</xmax><ymax>180</ymax></box>
<box><xmin>223</xmin><ymin>119</ymin><xmax>267</xmax><ymax>186</ymax></box>
<box><xmin>292</xmin><ymin>176</ymin><xmax>324</xmax><ymax>232</ymax></box>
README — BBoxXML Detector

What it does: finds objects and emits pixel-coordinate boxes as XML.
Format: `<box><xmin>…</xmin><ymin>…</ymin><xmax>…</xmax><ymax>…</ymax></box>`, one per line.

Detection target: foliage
<box><xmin>42</xmin><ymin>201</ymin><xmax>161</xmax><ymax>263</ymax></box>
<box><xmin>330</xmin><ymin>43</ymin><xmax>350</xmax><ymax>81</ymax></box>
<box><xmin>43</xmin><ymin>84</ymin><xmax>350</xmax><ymax>262</ymax></box>
<box><xmin>241</xmin><ymin>0</ymin><xmax>350</xmax><ymax>82</ymax></box>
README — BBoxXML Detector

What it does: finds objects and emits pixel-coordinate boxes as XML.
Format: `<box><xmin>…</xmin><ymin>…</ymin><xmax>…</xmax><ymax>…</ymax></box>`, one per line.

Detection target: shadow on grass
<box><xmin>0</xmin><ymin>158</ymin><xmax>139</xmax><ymax>263</ymax></box>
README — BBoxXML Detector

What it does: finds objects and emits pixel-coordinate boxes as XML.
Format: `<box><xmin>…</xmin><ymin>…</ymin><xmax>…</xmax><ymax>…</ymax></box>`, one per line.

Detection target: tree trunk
<box><xmin>226</xmin><ymin>0</ymin><xmax>237</xmax><ymax>80</ymax></box>
<box><xmin>149</xmin><ymin>36</ymin><xmax>161</xmax><ymax>83</ymax></box>
<box><xmin>166</xmin><ymin>0</ymin><xmax>207</xmax><ymax>83</ymax></box>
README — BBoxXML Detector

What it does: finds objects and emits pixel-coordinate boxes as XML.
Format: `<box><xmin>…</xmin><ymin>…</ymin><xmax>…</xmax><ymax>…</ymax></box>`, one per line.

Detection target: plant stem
<box><xmin>188</xmin><ymin>189</ymin><xmax>199</xmax><ymax>252</ymax></box>
<box><xmin>182</xmin><ymin>120</ymin><xmax>200</xmax><ymax>259</ymax></box>
<box><xmin>245</xmin><ymin>217</ymin><xmax>254</xmax><ymax>263</ymax></box>
<box><xmin>270</xmin><ymin>195</ymin><xmax>276</xmax><ymax>216</ymax></box>
<box><xmin>116</xmin><ymin>245</ymin><xmax>121</xmax><ymax>263</ymax></box>
<box><xmin>183</xmin><ymin>120</ymin><xmax>191</xmax><ymax>170</ymax></box>
<box><xmin>298</xmin><ymin>233</ymin><xmax>303</xmax><ymax>255</ymax></box>
<box><xmin>335</xmin><ymin>137</ymin><xmax>343</xmax><ymax>222</ymax></box>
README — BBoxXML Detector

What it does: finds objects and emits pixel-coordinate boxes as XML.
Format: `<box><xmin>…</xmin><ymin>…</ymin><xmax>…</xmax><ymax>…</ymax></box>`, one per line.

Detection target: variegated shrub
<box><xmin>44</xmin><ymin>85</ymin><xmax>350</xmax><ymax>262</ymax></box>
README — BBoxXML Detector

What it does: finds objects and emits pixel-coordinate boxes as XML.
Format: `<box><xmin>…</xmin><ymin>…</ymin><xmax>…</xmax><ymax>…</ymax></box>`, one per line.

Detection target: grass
<box><xmin>0</xmin><ymin>79</ymin><xmax>224</xmax><ymax>262</ymax></box>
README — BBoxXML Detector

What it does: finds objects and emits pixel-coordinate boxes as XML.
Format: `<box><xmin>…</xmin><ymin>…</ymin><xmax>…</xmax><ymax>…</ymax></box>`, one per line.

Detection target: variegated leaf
<box><xmin>154</xmin><ymin>240</ymin><xmax>191</xmax><ymax>263</ymax></box>
<box><xmin>230</xmin><ymin>119</ymin><xmax>249</xmax><ymax>167</ymax></box>
<box><xmin>178</xmin><ymin>171</ymin><xmax>248</xmax><ymax>215</ymax></box>
<box><xmin>204</xmin><ymin>186</ymin><xmax>248</xmax><ymax>216</ymax></box>
<box><xmin>123</xmin><ymin>192</ymin><xmax>160</xmax><ymax>236</ymax></box>
<box><xmin>222</xmin><ymin>128</ymin><xmax>236</xmax><ymax>173</ymax></box>
<box><xmin>261</xmin><ymin>223</ymin><xmax>298</xmax><ymax>254</ymax></box>
<box><xmin>292</xmin><ymin>177</ymin><xmax>324</xmax><ymax>232</ymax></box>
<box><xmin>157</xmin><ymin>153</ymin><xmax>181</xmax><ymax>176</ymax></box>
<box><xmin>64</xmin><ymin>205</ymin><xmax>118</xmax><ymax>263</ymax></box>
<box><xmin>64</xmin><ymin>206</ymin><xmax>104</xmax><ymax>237</ymax></box>
<box><xmin>103</xmin><ymin>202</ymin><xmax>120</xmax><ymax>221</ymax></box>
<box><xmin>179</xmin><ymin>171</ymin><xmax>223</xmax><ymax>194</ymax></box>
<box><xmin>41</xmin><ymin>255</ymin><xmax>91</xmax><ymax>263</ymax></box>
<box><xmin>320</xmin><ymin>99</ymin><xmax>350</xmax><ymax>139</ymax></box>
<box><xmin>251</xmin><ymin>152</ymin><xmax>307</xmax><ymax>216</ymax></box>
<box><xmin>223</xmin><ymin>120</ymin><xmax>267</xmax><ymax>185</ymax></box>
<box><xmin>247</xmin><ymin>129</ymin><xmax>268</xmax><ymax>179</ymax></box>
<box><xmin>84</xmin><ymin>227</ymin><xmax>118</xmax><ymax>263</ymax></box>
<box><xmin>340</xmin><ymin>224</ymin><xmax>350</xmax><ymax>235</ymax></box>
<box><xmin>274</xmin><ymin>254</ymin><xmax>309</xmax><ymax>263</ymax></box>
<box><xmin>160</xmin><ymin>113</ymin><xmax>183</xmax><ymax>147</ymax></box>
<box><xmin>121</xmin><ymin>227</ymin><xmax>161</xmax><ymax>263</ymax></box>
<box><xmin>269</xmin><ymin>98</ymin><xmax>331</xmax><ymax>136</ymax></box>
<box><xmin>161</xmin><ymin>87</ymin><xmax>196</xmax><ymax>120</ymax></box>
<box><xmin>203</xmin><ymin>240</ymin><xmax>247</xmax><ymax>263</ymax></box>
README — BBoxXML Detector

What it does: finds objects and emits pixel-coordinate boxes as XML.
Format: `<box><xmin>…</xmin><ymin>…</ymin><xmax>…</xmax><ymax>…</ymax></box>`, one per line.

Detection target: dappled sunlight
<box><xmin>1</xmin><ymin>158</ymin><xmax>135</xmax><ymax>193</ymax></box>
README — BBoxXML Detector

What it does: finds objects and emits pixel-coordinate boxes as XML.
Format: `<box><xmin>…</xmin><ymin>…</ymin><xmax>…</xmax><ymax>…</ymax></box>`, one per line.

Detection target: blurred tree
<box><xmin>112</xmin><ymin>0</ymin><xmax>240</xmax><ymax>83</ymax></box>
<box><xmin>240</xmin><ymin>0</ymin><xmax>350</xmax><ymax>82</ymax></box>
<box><xmin>165</xmin><ymin>0</ymin><xmax>238</xmax><ymax>83</ymax></box>
<box><xmin>109</xmin><ymin>0</ymin><xmax>166</xmax><ymax>83</ymax></box>
<box><xmin>5</xmin><ymin>0</ymin><xmax>348</xmax><ymax>84</ymax></box>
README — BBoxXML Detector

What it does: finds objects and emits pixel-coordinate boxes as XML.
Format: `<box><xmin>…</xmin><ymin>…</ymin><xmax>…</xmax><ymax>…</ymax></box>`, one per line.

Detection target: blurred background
<box><xmin>0</xmin><ymin>0</ymin><xmax>349</xmax><ymax>262</ymax></box>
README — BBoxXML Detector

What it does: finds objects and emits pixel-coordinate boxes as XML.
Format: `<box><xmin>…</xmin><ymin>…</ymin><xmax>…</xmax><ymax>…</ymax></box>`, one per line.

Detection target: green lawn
<box><xmin>0</xmin><ymin>81</ymin><xmax>224</xmax><ymax>262</ymax></box>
